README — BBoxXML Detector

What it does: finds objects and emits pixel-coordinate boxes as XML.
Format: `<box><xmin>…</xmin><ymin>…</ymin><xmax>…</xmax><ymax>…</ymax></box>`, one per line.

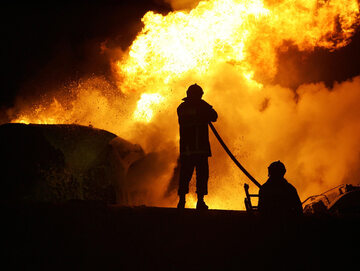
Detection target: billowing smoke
<box><xmin>4</xmin><ymin>0</ymin><xmax>360</xmax><ymax>209</ymax></box>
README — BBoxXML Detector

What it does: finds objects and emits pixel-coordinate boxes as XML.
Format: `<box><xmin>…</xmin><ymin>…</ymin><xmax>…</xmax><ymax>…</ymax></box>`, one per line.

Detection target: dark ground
<box><xmin>2</xmin><ymin>201</ymin><xmax>360</xmax><ymax>270</ymax></box>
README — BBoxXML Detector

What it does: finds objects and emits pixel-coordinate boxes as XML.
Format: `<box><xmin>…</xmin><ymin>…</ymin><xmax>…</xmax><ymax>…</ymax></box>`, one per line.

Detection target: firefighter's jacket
<box><xmin>177</xmin><ymin>98</ymin><xmax>218</xmax><ymax>156</ymax></box>
<box><xmin>258</xmin><ymin>177</ymin><xmax>303</xmax><ymax>216</ymax></box>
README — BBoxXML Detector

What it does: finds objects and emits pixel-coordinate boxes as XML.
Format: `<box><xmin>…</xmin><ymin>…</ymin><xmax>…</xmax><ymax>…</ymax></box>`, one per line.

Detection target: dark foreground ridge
<box><xmin>2</xmin><ymin>202</ymin><xmax>360</xmax><ymax>270</ymax></box>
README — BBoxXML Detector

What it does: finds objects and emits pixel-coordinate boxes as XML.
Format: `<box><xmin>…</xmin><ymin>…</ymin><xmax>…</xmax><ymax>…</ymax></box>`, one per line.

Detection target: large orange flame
<box><xmin>118</xmin><ymin>0</ymin><xmax>359</xmax><ymax>97</ymax></box>
<box><xmin>10</xmin><ymin>0</ymin><xmax>360</xmax><ymax>209</ymax></box>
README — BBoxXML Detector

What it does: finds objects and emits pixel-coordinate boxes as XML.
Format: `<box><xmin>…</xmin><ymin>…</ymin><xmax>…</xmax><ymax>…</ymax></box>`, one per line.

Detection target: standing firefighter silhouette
<box><xmin>177</xmin><ymin>84</ymin><xmax>218</xmax><ymax>210</ymax></box>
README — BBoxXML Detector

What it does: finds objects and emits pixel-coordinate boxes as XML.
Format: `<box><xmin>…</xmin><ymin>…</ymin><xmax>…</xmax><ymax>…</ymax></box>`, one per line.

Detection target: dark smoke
<box><xmin>273</xmin><ymin>31</ymin><xmax>360</xmax><ymax>89</ymax></box>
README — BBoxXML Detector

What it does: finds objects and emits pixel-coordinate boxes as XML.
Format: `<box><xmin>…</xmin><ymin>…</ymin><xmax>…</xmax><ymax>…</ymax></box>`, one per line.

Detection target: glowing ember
<box><xmin>14</xmin><ymin>98</ymin><xmax>67</xmax><ymax>125</ymax></box>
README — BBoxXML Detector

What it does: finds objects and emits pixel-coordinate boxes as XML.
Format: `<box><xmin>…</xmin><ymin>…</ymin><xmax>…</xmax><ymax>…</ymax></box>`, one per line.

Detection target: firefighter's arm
<box><xmin>209</xmin><ymin>108</ymin><xmax>218</xmax><ymax>122</ymax></box>
<box><xmin>201</xmin><ymin>100</ymin><xmax>218</xmax><ymax>122</ymax></box>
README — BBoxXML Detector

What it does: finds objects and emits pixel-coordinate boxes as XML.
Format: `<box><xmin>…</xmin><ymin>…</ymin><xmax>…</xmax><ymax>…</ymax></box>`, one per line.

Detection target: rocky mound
<box><xmin>0</xmin><ymin>123</ymin><xmax>144</xmax><ymax>203</ymax></box>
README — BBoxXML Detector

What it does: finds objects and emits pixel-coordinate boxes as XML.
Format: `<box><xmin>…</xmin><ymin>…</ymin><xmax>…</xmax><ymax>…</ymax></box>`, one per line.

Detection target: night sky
<box><xmin>1</xmin><ymin>0</ymin><xmax>359</xmax><ymax>113</ymax></box>
<box><xmin>1</xmin><ymin>0</ymin><xmax>171</xmax><ymax>109</ymax></box>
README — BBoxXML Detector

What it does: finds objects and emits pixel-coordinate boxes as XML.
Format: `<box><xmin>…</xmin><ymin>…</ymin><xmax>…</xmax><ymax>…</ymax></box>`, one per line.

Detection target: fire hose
<box><xmin>209</xmin><ymin>122</ymin><xmax>262</xmax><ymax>188</ymax></box>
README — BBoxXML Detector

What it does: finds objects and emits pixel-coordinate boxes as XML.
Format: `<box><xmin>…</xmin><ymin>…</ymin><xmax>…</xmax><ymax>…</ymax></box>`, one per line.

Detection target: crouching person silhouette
<box><xmin>177</xmin><ymin>84</ymin><xmax>218</xmax><ymax>210</ymax></box>
<box><xmin>258</xmin><ymin>161</ymin><xmax>303</xmax><ymax>217</ymax></box>
<box><xmin>258</xmin><ymin>161</ymin><xmax>303</xmax><ymax>271</ymax></box>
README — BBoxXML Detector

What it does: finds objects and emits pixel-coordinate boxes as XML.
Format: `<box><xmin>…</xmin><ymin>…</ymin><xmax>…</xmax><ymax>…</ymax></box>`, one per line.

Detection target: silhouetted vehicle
<box><xmin>302</xmin><ymin>184</ymin><xmax>360</xmax><ymax>215</ymax></box>
<box><xmin>177</xmin><ymin>84</ymin><xmax>218</xmax><ymax>210</ymax></box>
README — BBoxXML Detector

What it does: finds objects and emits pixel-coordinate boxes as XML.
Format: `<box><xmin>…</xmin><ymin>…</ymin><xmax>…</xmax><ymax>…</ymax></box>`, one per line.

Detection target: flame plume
<box><xmin>118</xmin><ymin>0</ymin><xmax>359</xmax><ymax>96</ymax></box>
<box><xmin>10</xmin><ymin>0</ymin><xmax>360</xmax><ymax>209</ymax></box>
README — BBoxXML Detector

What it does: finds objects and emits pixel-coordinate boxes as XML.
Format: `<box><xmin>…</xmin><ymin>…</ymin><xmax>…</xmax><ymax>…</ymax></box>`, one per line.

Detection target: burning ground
<box><xmin>2</xmin><ymin>0</ymin><xmax>360</xmax><ymax>209</ymax></box>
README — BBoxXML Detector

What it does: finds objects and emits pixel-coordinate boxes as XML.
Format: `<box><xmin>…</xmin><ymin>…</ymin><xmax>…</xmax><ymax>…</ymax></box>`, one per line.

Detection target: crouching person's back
<box><xmin>258</xmin><ymin>161</ymin><xmax>304</xmax><ymax>271</ymax></box>
<box><xmin>258</xmin><ymin>161</ymin><xmax>303</xmax><ymax>218</ymax></box>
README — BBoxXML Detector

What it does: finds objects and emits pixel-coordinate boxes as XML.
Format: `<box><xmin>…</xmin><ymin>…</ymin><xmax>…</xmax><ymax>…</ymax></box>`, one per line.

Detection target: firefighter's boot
<box><xmin>196</xmin><ymin>194</ymin><xmax>208</xmax><ymax>210</ymax></box>
<box><xmin>196</xmin><ymin>200</ymin><xmax>208</xmax><ymax>210</ymax></box>
<box><xmin>177</xmin><ymin>195</ymin><xmax>186</xmax><ymax>209</ymax></box>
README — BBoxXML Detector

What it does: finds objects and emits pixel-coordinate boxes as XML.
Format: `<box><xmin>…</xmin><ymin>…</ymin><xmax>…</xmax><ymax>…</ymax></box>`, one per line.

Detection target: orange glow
<box><xmin>9</xmin><ymin>0</ymin><xmax>360</xmax><ymax>210</ymax></box>
<box><xmin>134</xmin><ymin>93</ymin><xmax>165</xmax><ymax>122</ymax></box>
<box><xmin>118</xmin><ymin>0</ymin><xmax>359</xmax><ymax>94</ymax></box>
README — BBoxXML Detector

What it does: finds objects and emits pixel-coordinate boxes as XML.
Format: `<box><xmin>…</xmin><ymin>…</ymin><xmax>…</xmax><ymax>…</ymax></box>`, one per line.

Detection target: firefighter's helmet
<box><xmin>268</xmin><ymin>160</ymin><xmax>286</xmax><ymax>177</ymax></box>
<box><xmin>186</xmin><ymin>83</ymin><xmax>203</xmax><ymax>99</ymax></box>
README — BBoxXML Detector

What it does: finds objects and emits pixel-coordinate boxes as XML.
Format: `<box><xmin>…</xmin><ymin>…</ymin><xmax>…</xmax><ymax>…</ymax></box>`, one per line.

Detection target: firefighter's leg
<box><xmin>195</xmin><ymin>155</ymin><xmax>209</xmax><ymax>210</ymax></box>
<box><xmin>177</xmin><ymin>156</ymin><xmax>195</xmax><ymax>208</ymax></box>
